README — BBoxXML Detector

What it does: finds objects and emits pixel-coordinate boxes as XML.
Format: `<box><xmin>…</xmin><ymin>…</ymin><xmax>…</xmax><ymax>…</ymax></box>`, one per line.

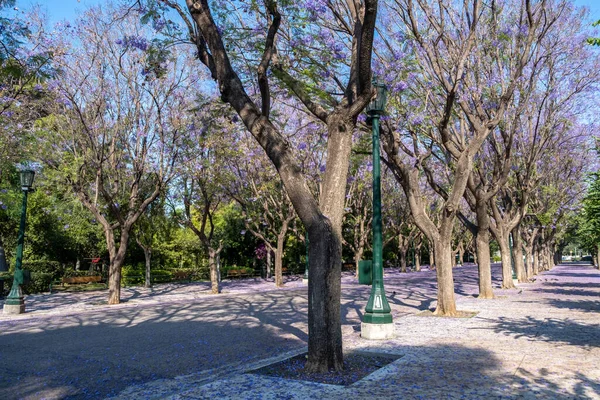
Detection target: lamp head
<box><xmin>366</xmin><ymin>78</ymin><xmax>388</xmax><ymax>116</ymax></box>
<box><xmin>20</xmin><ymin>169</ymin><xmax>35</xmax><ymax>191</ymax></box>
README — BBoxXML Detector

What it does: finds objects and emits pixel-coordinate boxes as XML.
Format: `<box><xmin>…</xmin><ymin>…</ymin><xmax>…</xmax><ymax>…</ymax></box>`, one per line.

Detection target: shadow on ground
<box><xmin>0</xmin><ymin>291</ymin><xmax>309</xmax><ymax>400</ymax></box>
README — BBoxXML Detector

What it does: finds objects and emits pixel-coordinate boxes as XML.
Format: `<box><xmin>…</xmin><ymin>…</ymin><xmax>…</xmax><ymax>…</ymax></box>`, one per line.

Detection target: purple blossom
<box><xmin>116</xmin><ymin>35</ymin><xmax>148</xmax><ymax>51</ymax></box>
<box><xmin>255</xmin><ymin>243</ymin><xmax>267</xmax><ymax>260</ymax></box>
<box><xmin>152</xmin><ymin>18</ymin><xmax>166</xmax><ymax>31</ymax></box>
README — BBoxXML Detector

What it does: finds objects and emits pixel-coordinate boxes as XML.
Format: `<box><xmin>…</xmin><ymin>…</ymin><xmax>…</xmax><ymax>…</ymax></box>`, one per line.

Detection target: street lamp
<box><xmin>3</xmin><ymin>169</ymin><xmax>35</xmax><ymax>314</ymax></box>
<box><xmin>361</xmin><ymin>79</ymin><xmax>394</xmax><ymax>340</ymax></box>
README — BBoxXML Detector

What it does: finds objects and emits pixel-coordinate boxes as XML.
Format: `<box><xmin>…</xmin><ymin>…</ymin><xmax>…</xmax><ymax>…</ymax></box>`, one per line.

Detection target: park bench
<box><xmin>226</xmin><ymin>269</ymin><xmax>252</xmax><ymax>279</ymax></box>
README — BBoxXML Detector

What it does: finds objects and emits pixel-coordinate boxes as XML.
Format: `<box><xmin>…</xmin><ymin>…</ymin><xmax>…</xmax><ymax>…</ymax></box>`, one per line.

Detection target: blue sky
<box><xmin>24</xmin><ymin>0</ymin><xmax>600</xmax><ymax>25</ymax></box>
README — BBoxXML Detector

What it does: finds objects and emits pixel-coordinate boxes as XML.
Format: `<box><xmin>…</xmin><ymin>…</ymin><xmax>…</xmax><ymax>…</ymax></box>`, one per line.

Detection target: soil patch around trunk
<box><xmin>247</xmin><ymin>351</ymin><xmax>401</xmax><ymax>386</ymax></box>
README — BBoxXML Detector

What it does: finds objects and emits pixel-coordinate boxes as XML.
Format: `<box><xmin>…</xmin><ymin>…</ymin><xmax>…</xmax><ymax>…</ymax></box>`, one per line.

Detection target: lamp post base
<box><xmin>361</xmin><ymin>322</ymin><xmax>395</xmax><ymax>340</ymax></box>
<box><xmin>3</xmin><ymin>300</ymin><xmax>25</xmax><ymax>314</ymax></box>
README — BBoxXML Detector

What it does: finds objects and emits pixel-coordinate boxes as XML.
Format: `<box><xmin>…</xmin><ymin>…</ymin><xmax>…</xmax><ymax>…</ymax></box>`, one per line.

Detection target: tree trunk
<box><xmin>533</xmin><ymin>245</ymin><xmax>540</xmax><ymax>275</ymax></box>
<box><xmin>107</xmin><ymin>229</ymin><xmax>130</xmax><ymax>305</ymax></box>
<box><xmin>429</xmin><ymin>242</ymin><xmax>435</xmax><ymax>269</ymax></box>
<box><xmin>208</xmin><ymin>248</ymin><xmax>220</xmax><ymax>294</ymax></box>
<box><xmin>475</xmin><ymin>203</ymin><xmax>494</xmax><ymax>299</ymax></box>
<box><xmin>144</xmin><ymin>248</ymin><xmax>152</xmax><ymax>288</ymax></box>
<box><xmin>523</xmin><ymin>244</ymin><xmax>534</xmax><ymax>279</ymax></box>
<box><xmin>546</xmin><ymin>247</ymin><xmax>553</xmax><ymax>270</ymax></box>
<box><xmin>399</xmin><ymin>250</ymin><xmax>407</xmax><ymax>273</ymax></box>
<box><xmin>432</xmin><ymin>237</ymin><xmax>457</xmax><ymax>316</ymax></box>
<box><xmin>305</xmin><ymin>220</ymin><xmax>342</xmax><ymax>373</ymax></box>
<box><xmin>108</xmin><ymin>248</ymin><xmax>126</xmax><ymax>305</ymax></box>
<box><xmin>266</xmin><ymin>250</ymin><xmax>272</xmax><ymax>279</ymax></box>
<box><xmin>304</xmin><ymin>116</ymin><xmax>354</xmax><ymax>373</ymax></box>
<box><xmin>398</xmin><ymin>235</ymin><xmax>409</xmax><ymax>272</ymax></box>
<box><xmin>512</xmin><ymin>227</ymin><xmax>527</xmax><ymax>283</ymax></box>
<box><xmin>498</xmin><ymin>236</ymin><xmax>516</xmax><ymax>289</ymax></box>
<box><xmin>274</xmin><ymin>233</ymin><xmax>285</xmax><ymax>287</ymax></box>
<box><xmin>415</xmin><ymin>248</ymin><xmax>421</xmax><ymax>272</ymax></box>
<box><xmin>354</xmin><ymin>246</ymin><xmax>364</xmax><ymax>278</ymax></box>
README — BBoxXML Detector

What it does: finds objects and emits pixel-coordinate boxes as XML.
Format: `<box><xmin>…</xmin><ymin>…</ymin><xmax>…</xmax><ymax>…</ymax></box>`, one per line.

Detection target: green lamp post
<box><xmin>361</xmin><ymin>80</ymin><xmax>394</xmax><ymax>340</ymax></box>
<box><xmin>3</xmin><ymin>169</ymin><xmax>35</xmax><ymax>315</ymax></box>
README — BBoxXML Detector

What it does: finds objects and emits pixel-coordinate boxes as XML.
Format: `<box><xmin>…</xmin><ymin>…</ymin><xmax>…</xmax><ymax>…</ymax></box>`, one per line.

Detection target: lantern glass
<box><xmin>20</xmin><ymin>169</ymin><xmax>35</xmax><ymax>190</ymax></box>
<box><xmin>366</xmin><ymin>80</ymin><xmax>388</xmax><ymax>115</ymax></box>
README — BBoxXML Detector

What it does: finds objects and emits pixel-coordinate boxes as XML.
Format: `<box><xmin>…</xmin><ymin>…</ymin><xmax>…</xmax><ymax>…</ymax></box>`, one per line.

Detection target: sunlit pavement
<box><xmin>1</xmin><ymin>263</ymin><xmax>598</xmax><ymax>399</ymax></box>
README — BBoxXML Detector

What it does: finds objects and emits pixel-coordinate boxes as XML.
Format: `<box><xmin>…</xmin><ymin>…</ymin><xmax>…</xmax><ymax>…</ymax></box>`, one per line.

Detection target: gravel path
<box><xmin>1</xmin><ymin>263</ymin><xmax>598</xmax><ymax>399</ymax></box>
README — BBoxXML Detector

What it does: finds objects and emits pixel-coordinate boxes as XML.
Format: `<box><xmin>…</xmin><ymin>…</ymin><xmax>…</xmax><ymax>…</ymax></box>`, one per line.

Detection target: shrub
<box><xmin>25</xmin><ymin>272</ymin><xmax>54</xmax><ymax>294</ymax></box>
<box><xmin>121</xmin><ymin>268</ymin><xmax>174</xmax><ymax>286</ymax></box>
<box><xmin>0</xmin><ymin>272</ymin><xmax>54</xmax><ymax>294</ymax></box>
<box><xmin>23</xmin><ymin>260</ymin><xmax>64</xmax><ymax>279</ymax></box>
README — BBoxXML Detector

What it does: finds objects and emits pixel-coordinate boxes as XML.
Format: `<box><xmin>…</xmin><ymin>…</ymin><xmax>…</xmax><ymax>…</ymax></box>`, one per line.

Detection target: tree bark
<box><xmin>533</xmin><ymin>244</ymin><xmax>540</xmax><ymax>275</ymax></box>
<box><xmin>354</xmin><ymin>246</ymin><xmax>364</xmax><ymax>278</ymax></box>
<box><xmin>523</xmin><ymin>243</ymin><xmax>533</xmax><ymax>279</ymax></box>
<box><xmin>415</xmin><ymin>249</ymin><xmax>421</xmax><ymax>271</ymax></box>
<box><xmin>433</xmin><ymin>237</ymin><xmax>457</xmax><ymax>316</ymax></box>
<box><xmin>266</xmin><ymin>250</ymin><xmax>272</xmax><ymax>279</ymax></box>
<box><xmin>429</xmin><ymin>241</ymin><xmax>435</xmax><ymax>269</ymax></box>
<box><xmin>306</xmin><ymin>220</ymin><xmax>342</xmax><ymax>373</ymax></box>
<box><xmin>512</xmin><ymin>227</ymin><xmax>527</xmax><ymax>283</ymax></box>
<box><xmin>274</xmin><ymin>232</ymin><xmax>285</xmax><ymax>287</ymax></box>
<box><xmin>399</xmin><ymin>250</ymin><xmax>407</xmax><ymax>273</ymax></box>
<box><xmin>144</xmin><ymin>248</ymin><xmax>152</xmax><ymax>289</ymax></box>
<box><xmin>208</xmin><ymin>248</ymin><xmax>220</xmax><ymax>294</ymax></box>
<box><xmin>475</xmin><ymin>230</ymin><xmax>494</xmax><ymax>298</ymax></box>
<box><xmin>107</xmin><ymin>228</ymin><xmax>130</xmax><ymax>305</ymax></box>
<box><xmin>498</xmin><ymin>236</ymin><xmax>516</xmax><ymax>289</ymax></box>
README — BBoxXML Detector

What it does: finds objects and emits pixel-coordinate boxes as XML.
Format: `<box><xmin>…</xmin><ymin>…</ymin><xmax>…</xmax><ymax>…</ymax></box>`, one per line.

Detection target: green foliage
<box><xmin>24</xmin><ymin>259</ymin><xmax>63</xmax><ymax>294</ymax></box>
<box><xmin>576</xmin><ymin>172</ymin><xmax>600</xmax><ymax>255</ymax></box>
<box><xmin>214</xmin><ymin>203</ymin><xmax>259</xmax><ymax>268</ymax></box>
<box><xmin>587</xmin><ymin>20</ymin><xmax>600</xmax><ymax>46</ymax></box>
<box><xmin>121</xmin><ymin>266</ymin><xmax>174</xmax><ymax>286</ymax></box>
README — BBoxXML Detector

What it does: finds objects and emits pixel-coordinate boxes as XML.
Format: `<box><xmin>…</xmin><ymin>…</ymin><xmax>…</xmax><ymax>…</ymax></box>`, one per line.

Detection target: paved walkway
<box><xmin>1</xmin><ymin>263</ymin><xmax>598</xmax><ymax>399</ymax></box>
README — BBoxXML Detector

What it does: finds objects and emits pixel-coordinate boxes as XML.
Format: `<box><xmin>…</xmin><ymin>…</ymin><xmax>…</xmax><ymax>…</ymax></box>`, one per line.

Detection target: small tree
<box><xmin>37</xmin><ymin>7</ymin><xmax>194</xmax><ymax>304</ymax></box>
